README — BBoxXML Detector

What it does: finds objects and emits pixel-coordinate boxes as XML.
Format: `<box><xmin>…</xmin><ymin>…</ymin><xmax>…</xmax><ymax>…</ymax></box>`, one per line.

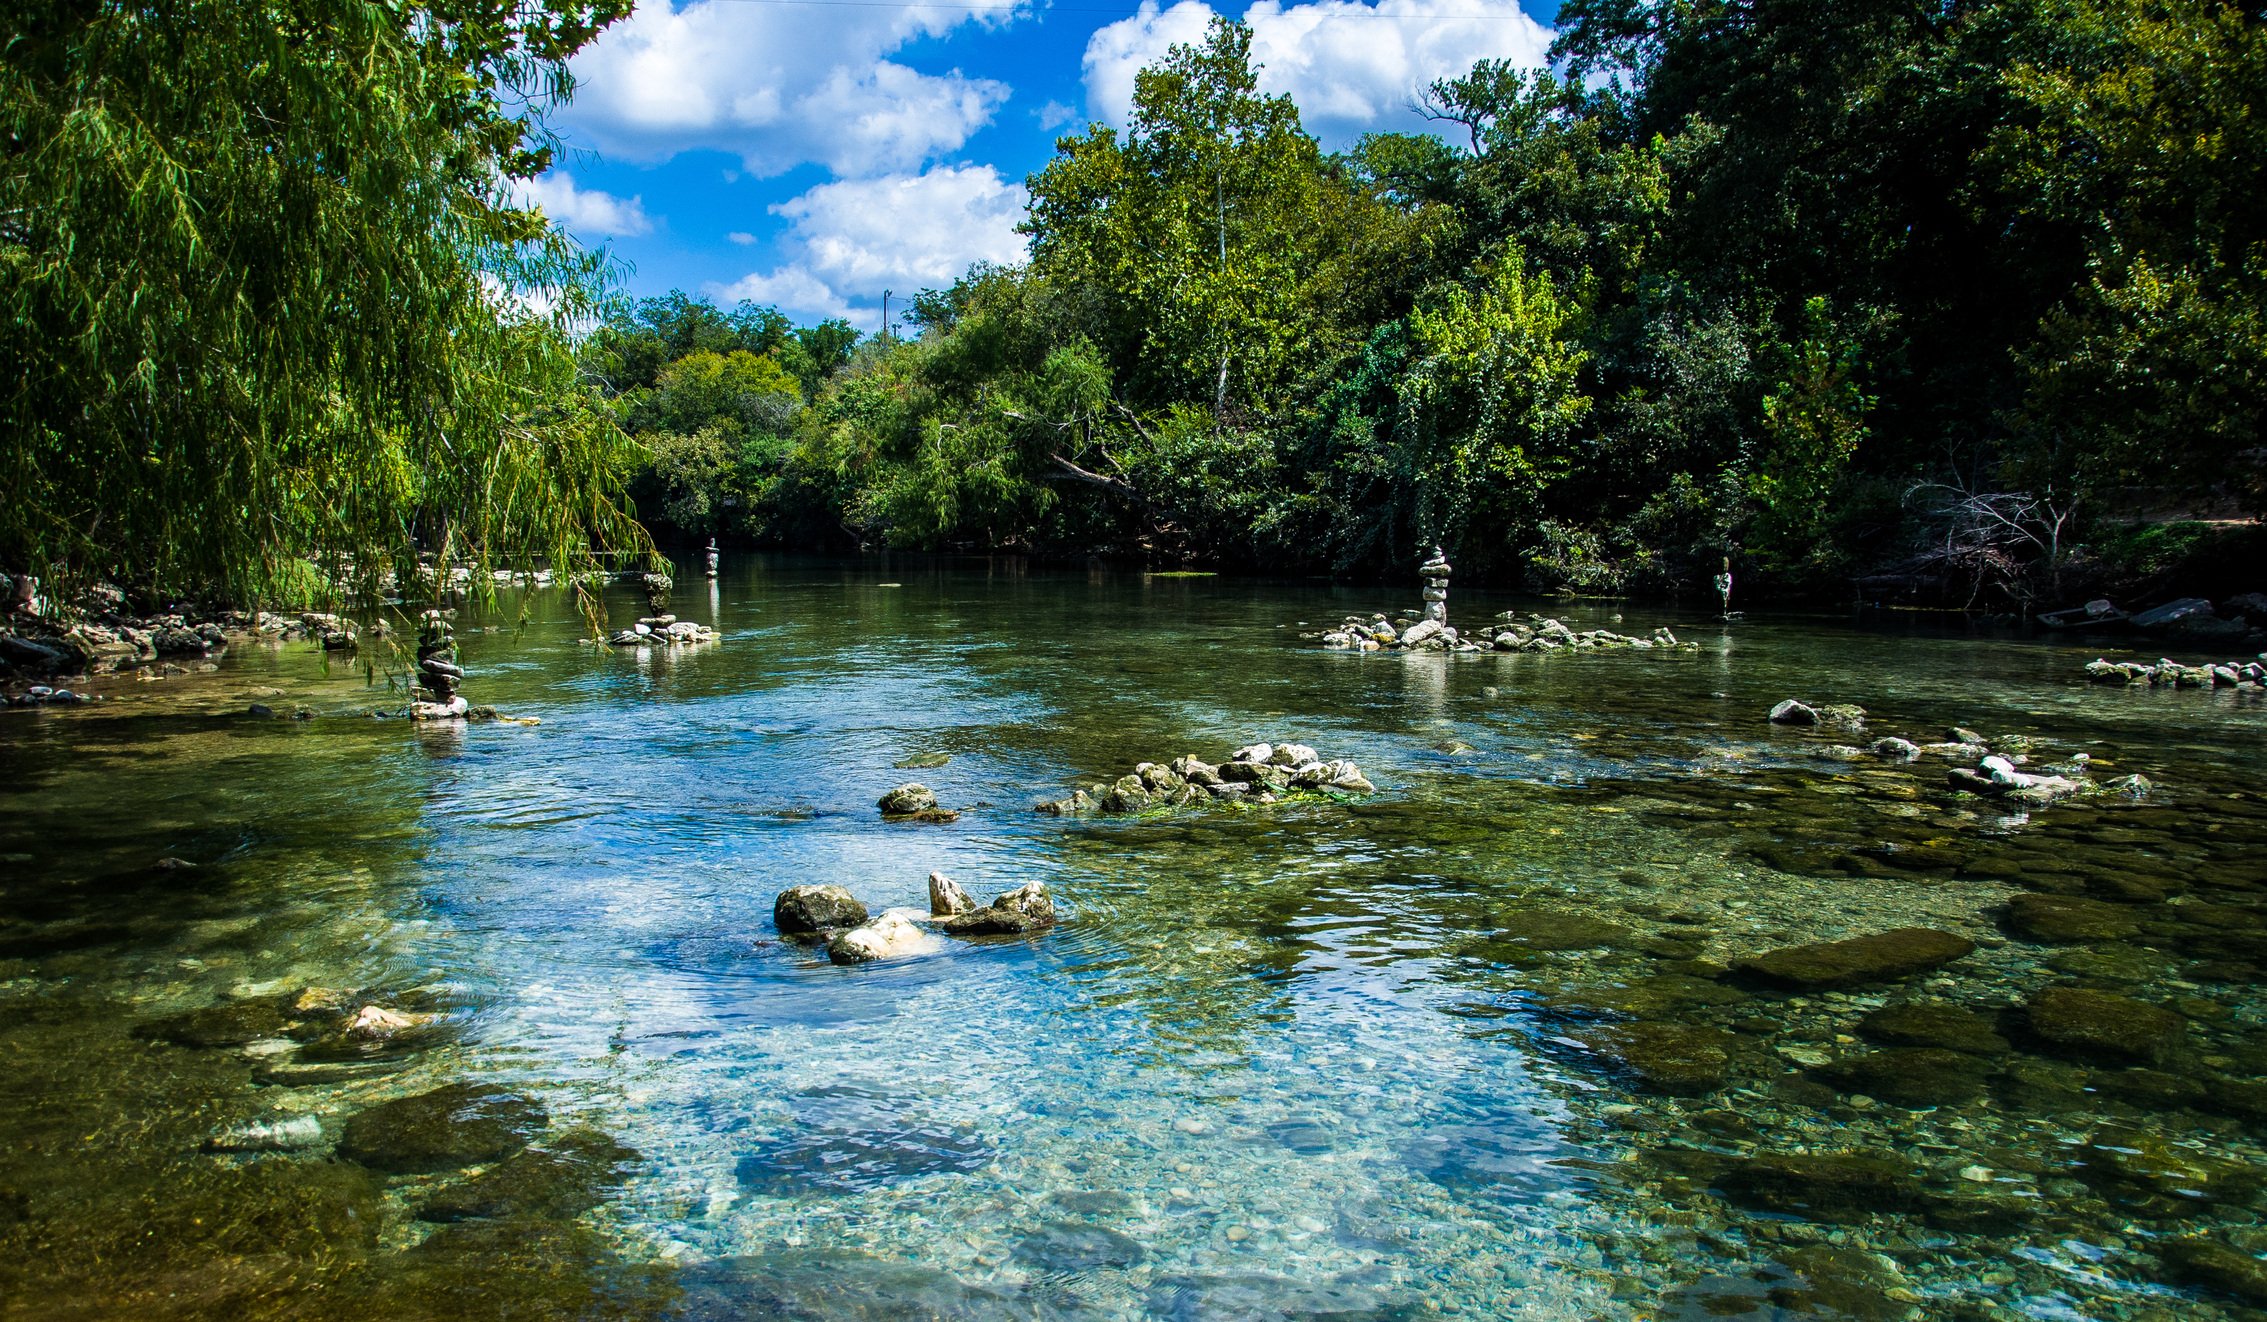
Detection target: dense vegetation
<box><xmin>0</xmin><ymin>0</ymin><xmax>649</xmax><ymax>606</ymax></box>
<box><xmin>603</xmin><ymin>1</ymin><xmax>2264</xmax><ymax>604</ymax></box>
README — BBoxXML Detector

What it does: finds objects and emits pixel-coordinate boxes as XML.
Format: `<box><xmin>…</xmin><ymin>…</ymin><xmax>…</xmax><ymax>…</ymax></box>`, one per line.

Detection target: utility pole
<box><xmin>881</xmin><ymin>289</ymin><xmax>892</xmax><ymax>342</ymax></box>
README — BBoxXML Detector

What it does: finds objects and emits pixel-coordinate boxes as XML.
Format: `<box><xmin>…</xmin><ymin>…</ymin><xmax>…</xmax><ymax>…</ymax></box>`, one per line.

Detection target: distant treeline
<box><xmin>595</xmin><ymin>3</ymin><xmax>2264</xmax><ymax>606</ymax></box>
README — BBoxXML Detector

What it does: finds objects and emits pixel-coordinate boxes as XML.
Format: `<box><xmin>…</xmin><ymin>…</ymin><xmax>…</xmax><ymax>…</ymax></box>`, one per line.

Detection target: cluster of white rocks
<box><xmin>2084</xmin><ymin>655</ymin><xmax>2267</xmax><ymax>689</ymax></box>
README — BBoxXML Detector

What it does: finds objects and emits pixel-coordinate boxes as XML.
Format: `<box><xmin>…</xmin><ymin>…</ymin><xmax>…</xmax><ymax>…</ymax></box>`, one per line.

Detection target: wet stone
<box><xmin>2160</xmin><ymin>1238</ymin><xmax>2267</xmax><ymax>1306</ymax></box>
<box><xmin>2024</xmin><ymin>986</ymin><xmax>2188</xmax><ymax>1066</ymax></box>
<box><xmin>1145</xmin><ymin>1272</ymin><xmax>1409</xmax><ymax>1321</ymax></box>
<box><xmin>1731</xmin><ymin>928</ymin><xmax>1974</xmax><ymax>990</ymax></box>
<box><xmin>139</xmin><ymin>995</ymin><xmax>294</xmax><ymax>1048</ymax></box>
<box><xmin>1580</xmin><ymin>1022</ymin><xmax>1735</xmax><ymax>1097</ymax></box>
<box><xmin>2003</xmin><ymin>893</ymin><xmax>2141</xmax><ymax>944</ymax></box>
<box><xmin>1012</xmin><ymin>1219</ymin><xmax>1147</xmax><ymax>1271</ymax></box>
<box><xmin>415</xmin><ymin>1127</ymin><xmax>637</xmax><ymax>1222</ymax></box>
<box><xmin>736</xmin><ymin>1086</ymin><xmax>989</xmax><ymax>1194</ymax></box>
<box><xmin>1049</xmin><ymin>1189</ymin><xmax>1136</xmax><ymax>1216</ymax></box>
<box><xmin>1716</xmin><ymin>1151</ymin><xmax>1922</xmax><ymax>1221</ymax></box>
<box><xmin>1266</xmin><ymin>1118</ymin><xmax>1335</xmax><ymax>1154</ymax></box>
<box><xmin>336</xmin><ymin>1082</ymin><xmax>547</xmax><ymax>1173</ymax></box>
<box><xmin>1812</xmin><ymin>1047</ymin><xmax>1993</xmax><ymax>1108</ymax></box>
<box><xmin>1857</xmin><ymin>1001</ymin><xmax>2010</xmax><ymax>1055</ymax></box>
<box><xmin>774</xmin><ymin>885</ymin><xmax>868</xmax><ymax>937</ymax></box>
<box><xmin>1473</xmin><ymin>909</ymin><xmax>1633</xmax><ymax>955</ymax></box>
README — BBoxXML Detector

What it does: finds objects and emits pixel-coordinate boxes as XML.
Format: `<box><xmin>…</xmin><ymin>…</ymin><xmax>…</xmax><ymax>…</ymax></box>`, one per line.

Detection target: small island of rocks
<box><xmin>1038</xmin><ymin>742</ymin><xmax>1375</xmax><ymax>815</ymax></box>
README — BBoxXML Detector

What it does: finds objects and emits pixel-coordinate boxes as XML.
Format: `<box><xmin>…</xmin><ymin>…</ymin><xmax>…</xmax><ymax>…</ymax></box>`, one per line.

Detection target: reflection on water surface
<box><xmin>1</xmin><ymin>555</ymin><xmax>2263</xmax><ymax>1320</ymax></box>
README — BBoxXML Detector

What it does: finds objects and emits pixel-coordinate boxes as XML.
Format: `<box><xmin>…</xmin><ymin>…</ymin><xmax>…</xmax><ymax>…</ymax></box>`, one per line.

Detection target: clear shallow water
<box><xmin>2</xmin><ymin>556</ymin><xmax>2263</xmax><ymax>1320</ymax></box>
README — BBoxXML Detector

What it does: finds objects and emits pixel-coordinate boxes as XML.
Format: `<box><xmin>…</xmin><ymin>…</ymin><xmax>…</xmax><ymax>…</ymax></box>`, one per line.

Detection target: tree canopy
<box><xmin>1</xmin><ymin>0</ymin><xmax>647</xmax><ymax>605</ymax></box>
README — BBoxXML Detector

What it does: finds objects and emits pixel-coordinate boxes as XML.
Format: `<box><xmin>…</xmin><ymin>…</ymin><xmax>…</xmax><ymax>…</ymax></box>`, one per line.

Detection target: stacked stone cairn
<box><xmin>2084</xmin><ymin>654</ymin><xmax>2267</xmax><ymax>690</ymax></box>
<box><xmin>411</xmin><ymin>611</ymin><xmax>468</xmax><ymax>720</ymax></box>
<box><xmin>1420</xmin><ymin>546</ymin><xmax>1452</xmax><ymax>624</ymax></box>
<box><xmin>1038</xmin><ymin>742</ymin><xmax>1375</xmax><ymax>816</ymax></box>
<box><xmin>606</xmin><ymin>571</ymin><xmax>721</xmax><ymax>647</ymax></box>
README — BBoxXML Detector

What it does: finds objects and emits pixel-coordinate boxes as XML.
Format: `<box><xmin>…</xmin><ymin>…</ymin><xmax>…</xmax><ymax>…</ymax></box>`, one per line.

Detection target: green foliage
<box><xmin>0</xmin><ymin>0</ymin><xmax>648</xmax><ymax>605</ymax></box>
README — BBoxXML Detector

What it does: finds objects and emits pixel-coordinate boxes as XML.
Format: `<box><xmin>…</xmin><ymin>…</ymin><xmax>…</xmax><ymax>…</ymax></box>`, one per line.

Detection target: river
<box><xmin>1</xmin><ymin>555</ymin><xmax>2260</xmax><ymax>1320</ymax></box>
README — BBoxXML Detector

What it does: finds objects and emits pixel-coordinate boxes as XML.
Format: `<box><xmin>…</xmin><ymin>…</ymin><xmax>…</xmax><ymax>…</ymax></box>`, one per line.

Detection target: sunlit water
<box><xmin>2</xmin><ymin>556</ymin><xmax>2262</xmax><ymax>1320</ymax></box>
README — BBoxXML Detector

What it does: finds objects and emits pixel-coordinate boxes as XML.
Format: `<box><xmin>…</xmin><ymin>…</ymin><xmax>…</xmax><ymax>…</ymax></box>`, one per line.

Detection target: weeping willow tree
<box><xmin>0</xmin><ymin>0</ymin><xmax>651</xmax><ymax>609</ymax></box>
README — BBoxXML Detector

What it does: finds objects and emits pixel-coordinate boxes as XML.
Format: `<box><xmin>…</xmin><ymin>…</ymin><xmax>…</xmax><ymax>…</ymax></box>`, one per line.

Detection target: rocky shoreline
<box><xmin>2084</xmin><ymin>654</ymin><xmax>2267</xmax><ymax>690</ymax></box>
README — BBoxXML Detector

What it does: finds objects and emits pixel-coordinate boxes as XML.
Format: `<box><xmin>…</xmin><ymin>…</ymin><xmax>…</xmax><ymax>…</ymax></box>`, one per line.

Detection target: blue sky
<box><xmin>534</xmin><ymin>0</ymin><xmax>1562</xmax><ymax>330</ymax></box>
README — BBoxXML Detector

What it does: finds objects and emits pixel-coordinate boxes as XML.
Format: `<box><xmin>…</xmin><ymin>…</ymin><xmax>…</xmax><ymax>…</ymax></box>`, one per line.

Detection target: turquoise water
<box><xmin>1</xmin><ymin>556</ymin><xmax>2262</xmax><ymax>1319</ymax></box>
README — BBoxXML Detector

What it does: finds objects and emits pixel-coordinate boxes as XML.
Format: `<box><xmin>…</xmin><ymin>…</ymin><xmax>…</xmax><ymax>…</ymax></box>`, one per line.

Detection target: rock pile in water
<box><xmin>2084</xmin><ymin>655</ymin><xmax>2266</xmax><ymax>689</ymax></box>
<box><xmin>773</xmin><ymin>873</ymin><xmax>1058</xmax><ymax>965</ymax></box>
<box><xmin>1320</xmin><ymin>612</ymin><xmax>1693</xmax><ymax>655</ymax></box>
<box><xmin>878</xmin><ymin>784</ymin><xmax>958</xmax><ymax>823</ymax></box>
<box><xmin>604</xmin><ymin>613</ymin><xmax>720</xmax><ymax>648</ymax></box>
<box><xmin>1037</xmin><ymin>742</ymin><xmax>1375</xmax><ymax>815</ymax></box>
<box><xmin>1765</xmin><ymin>703</ymin><xmax>2155</xmax><ymax>810</ymax></box>
<box><xmin>411</xmin><ymin>611</ymin><xmax>468</xmax><ymax>720</ymax></box>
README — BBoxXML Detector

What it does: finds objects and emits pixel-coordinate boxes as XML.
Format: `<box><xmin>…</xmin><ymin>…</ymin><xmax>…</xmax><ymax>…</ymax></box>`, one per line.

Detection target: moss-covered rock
<box><xmin>1579</xmin><ymin>1022</ymin><xmax>1735</xmax><ymax>1096</ymax></box>
<box><xmin>1716</xmin><ymin>1151</ymin><xmax>1920</xmax><ymax>1220</ymax></box>
<box><xmin>772</xmin><ymin>885</ymin><xmax>867</xmax><ymax>937</ymax></box>
<box><xmin>415</xmin><ymin>1128</ymin><xmax>637</xmax><ymax>1223</ymax></box>
<box><xmin>2024</xmin><ymin>987</ymin><xmax>2186</xmax><ymax>1066</ymax></box>
<box><xmin>1857</xmin><ymin>1001</ymin><xmax>2010</xmax><ymax>1055</ymax></box>
<box><xmin>2160</xmin><ymin>1238</ymin><xmax>2267</xmax><ymax>1305</ymax></box>
<box><xmin>2003</xmin><ymin>893</ymin><xmax>2140</xmax><ymax>944</ymax></box>
<box><xmin>337</xmin><ymin>1083</ymin><xmax>546</xmax><ymax>1174</ymax></box>
<box><xmin>1812</xmin><ymin>1047</ymin><xmax>1992</xmax><ymax>1107</ymax></box>
<box><xmin>1731</xmin><ymin>928</ymin><xmax>1973</xmax><ymax>990</ymax></box>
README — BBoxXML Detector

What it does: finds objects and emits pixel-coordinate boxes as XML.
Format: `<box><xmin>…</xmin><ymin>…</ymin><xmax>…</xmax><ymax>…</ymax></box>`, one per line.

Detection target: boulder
<box><xmin>1579</xmin><ymin>1021</ymin><xmax>1733</xmax><ymax>1096</ymax></box>
<box><xmin>2131</xmin><ymin>597</ymin><xmax>2214</xmax><ymax>631</ymax></box>
<box><xmin>1768</xmin><ymin>700</ymin><xmax>1819</xmax><ymax>726</ymax></box>
<box><xmin>336</xmin><ymin>1083</ymin><xmax>546</xmax><ymax>1173</ymax></box>
<box><xmin>1228</xmin><ymin>743</ymin><xmax>1273</xmax><ymax>764</ymax></box>
<box><xmin>1812</xmin><ymin>1047</ymin><xmax>1992</xmax><ymax>1107</ymax></box>
<box><xmin>1868</xmin><ymin>737</ymin><xmax>1920</xmax><ymax>760</ymax></box>
<box><xmin>2025</xmin><ymin>987</ymin><xmax>2187</xmax><ymax>1066</ymax></box>
<box><xmin>827</xmin><ymin>911</ymin><xmax>940</xmax><ymax>964</ymax></box>
<box><xmin>774</xmin><ymin>885</ymin><xmax>868</xmax><ymax>936</ymax></box>
<box><xmin>1398</xmin><ymin>619</ymin><xmax>1444</xmax><ymax>648</ymax></box>
<box><xmin>2003</xmin><ymin>894</ymin><xmax>2138</xmax><ymax>943</ymax></box>
<box><xmin>1717</xmin><ymin>1151</ymin><xmax>1922</xmax><ymax>1220</ymax></box>
<box><xmin>1268</xmin><ymin>742</ymin><xmax>1319</xmax><ymax>768</ymax></box>
<box><xmin>940</xmin><ymin>881</ymin><xmax>1057</xmax><ymax>936</ymax></box>
<box><xmin>1732</xmin><ymin>928</ymin><xmax>1974</xmax><ymax>990</ymax></box>
<box><xmin>1857</xmin><ymin>1002</ymin><xmax>2009</xmax><ymax>1055</ymax></box>
<box><xmin>927</xmin><ymin>871</ymin><xmax>975</xmax><ymax>918</ymax></box>
<box><xmin>2161</xmin><ymin>1239</ymin><xmax>2267</xmax><ymax>1305</ymax></box>
<box><xmin>877</xmin><ymin>784</ymin><xmax>939</xmax><ymax>817</ymax></box>
<box><xmin>416</xmin><ymin>1128</ymin><xmax>637</xmax><ymax>1223</ymax></box>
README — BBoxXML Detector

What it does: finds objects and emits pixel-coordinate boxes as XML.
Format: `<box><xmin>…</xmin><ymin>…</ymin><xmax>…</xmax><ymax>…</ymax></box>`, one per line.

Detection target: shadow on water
<box><xmin>0</xmin><ymin>554</ymin><xmax>2262</xmax><ymax>1318</ymax></box>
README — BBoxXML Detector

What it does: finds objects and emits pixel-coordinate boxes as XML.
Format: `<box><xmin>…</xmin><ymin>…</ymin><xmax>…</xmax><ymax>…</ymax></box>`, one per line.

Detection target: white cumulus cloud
<box><xmin>561</xmin><ymin>0</ymin><xmax>1024</xmax><ymax>177</ymax></box>
<box><xmin>518</xmin><ymin>173</ymin><xmax>653</xmax><ymax>237</ymax></box>
<box><xmin>1083</xmin><ymin>0</ymin><xmax>1555</xmax><ymax>147</ymax></box>
<box><xmin>712</xmin><ymin>165</ymin><xmax>1031</xmax><ymax>324</ymax></box>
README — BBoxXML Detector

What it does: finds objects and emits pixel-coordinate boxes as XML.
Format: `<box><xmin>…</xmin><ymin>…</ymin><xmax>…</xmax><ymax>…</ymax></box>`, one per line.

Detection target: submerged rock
<box><xmin>1731</xmin><ymin>928</ymin><xmax>1974</xmax><ymax>990</ymax></box>
<box><xmin>2160</xmin><ymin>1238</ymin><xmax>2267</xmax><ymax>1305</ymax></box>
<box><xmin>1580</xmin><ymin>1021</ymin><xmax>1734</xmax><ymax>1096</ymax></box>
<box><xmin>1857</xmin><ymin>1001</ymin><xmax>2009</xmax><ymax>1055</ymax></box>
<box><xmin>1768</xmin><ymin>700</ymin><xmax>1819</xmax><ymax>726</ymax></box>
<box><xmin>416</xmin><ymin>1128</ymin><xmax>638</xmax><ymax>1223</ymax></box>
<box><xmin>2003</xmin><ymin>893</ymin><xmax>2139</xmax><ymax>943</ymax></box>
<box><xmin>1812</xmin><ymin>1047</ymin><xmax>1993</xmax><ymax>1107</ymax></box>
<box><xmin>773</xmin><ymin>885</ymin><xmax>868</xmax><ymax>937</ymax></box>
<box><xmin>1717</xmin><ymin>1151</ymin><xmax>1921</xmax><ymax>1220</ymax></box>
<box><xmin>336</xmin><ymin>1082</ymin><xmax>547</xmax><ymax>1173</ymax></box>
<box><xmin>1013</xmin><ymin>1220</ymin><xmax>1147</xmax><ymax>1271</ymax></box>
<box><xmin>2024</xmin><ymin>987</ymin><xmax>2187</xmax><ymax>1066</ymax></box>
<box><xmin>204</xmin><ymin>1114</ymin><xmax>324</xmax><ymax>1153</ymax></box>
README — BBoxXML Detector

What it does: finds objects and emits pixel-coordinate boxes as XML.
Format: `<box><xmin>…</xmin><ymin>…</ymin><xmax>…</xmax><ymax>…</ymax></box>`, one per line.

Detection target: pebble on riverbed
<box><xmin>1036</xmin><ymin>742</ymin><xmax>1374</xmax><ymax>816</ymax></box>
